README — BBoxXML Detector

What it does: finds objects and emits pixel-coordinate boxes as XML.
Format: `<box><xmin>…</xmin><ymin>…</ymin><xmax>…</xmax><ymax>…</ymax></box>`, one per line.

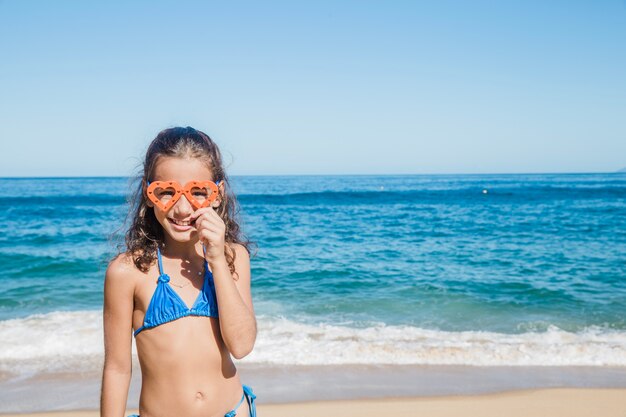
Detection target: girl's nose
<box><xmin>173</xmin><ymin>193</ymin><xmax>194</xmax><ymax>213</ymax></box>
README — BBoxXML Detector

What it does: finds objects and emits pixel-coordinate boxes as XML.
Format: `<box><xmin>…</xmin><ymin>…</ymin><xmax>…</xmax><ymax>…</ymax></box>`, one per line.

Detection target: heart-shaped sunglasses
<box><xmin>146</xmin><ymin>180</ymin><xmax>221</xmax><ymax>211</ymax></box>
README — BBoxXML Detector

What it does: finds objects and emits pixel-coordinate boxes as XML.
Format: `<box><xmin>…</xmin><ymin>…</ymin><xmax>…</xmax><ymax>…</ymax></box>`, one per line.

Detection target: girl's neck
<box><xmin>160</xmin><ymin>238</ymin><xmax>203</xmax><ymax>261</ymax></box>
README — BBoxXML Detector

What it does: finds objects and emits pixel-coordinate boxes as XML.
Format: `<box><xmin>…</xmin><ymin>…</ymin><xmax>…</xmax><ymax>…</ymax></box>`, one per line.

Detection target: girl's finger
<box><xmin>200</xmin><ymin>229</ymin><xmax>222</xmax><ymax>245</ymax></box>
<box><xmin>195</xmin><ymin>215</ymin><xmax>222</xmax><ymax>232</ymax></box>
<box><xmin>190</xmin><ymin>206</ymin><xmax>219</xmax><ymax>222</ymax></box>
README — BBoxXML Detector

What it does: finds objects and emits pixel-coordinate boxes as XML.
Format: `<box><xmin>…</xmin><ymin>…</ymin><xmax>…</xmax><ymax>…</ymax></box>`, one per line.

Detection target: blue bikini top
<box><xmin>134</xmin><ymin>245</ymin><xmax>219</xmax><ymax>337</ymax></box>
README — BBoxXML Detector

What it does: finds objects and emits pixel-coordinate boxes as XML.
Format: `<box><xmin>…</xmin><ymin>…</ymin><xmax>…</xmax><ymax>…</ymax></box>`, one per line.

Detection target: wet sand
<box><xmin>1</xmin><ymin>388</ymin><xmax>625</xmax><ymax>417</ymax></box>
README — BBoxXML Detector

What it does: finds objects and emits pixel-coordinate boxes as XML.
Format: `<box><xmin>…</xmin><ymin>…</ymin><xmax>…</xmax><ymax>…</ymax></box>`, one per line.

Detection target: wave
<box><xmin>249</xmin><ymin>316</ymin><xmax>626</xmax><ymax>366</ymax></box>
<box><xmin>1</xmin><ymin>310</ymin><xmax>625</xmax><ymax>379</ymax></box>
<box><xmin>238</xmin><ymin>187</ymin><xmax>626</xmax><ymax>205</ymax></box>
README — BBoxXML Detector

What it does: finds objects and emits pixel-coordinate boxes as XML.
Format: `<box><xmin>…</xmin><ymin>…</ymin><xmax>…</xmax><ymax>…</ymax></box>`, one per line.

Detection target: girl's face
<box><xmin>147</xmin><ymin>156</ymin><xmax>222</xmax><ymax>242</ymax></box>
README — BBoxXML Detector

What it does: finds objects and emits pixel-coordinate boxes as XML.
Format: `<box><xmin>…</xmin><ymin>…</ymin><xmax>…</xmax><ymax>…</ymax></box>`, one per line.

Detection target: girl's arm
<box><xmin>210</xmin><ymin>243</ymin><xmax>257</xmax><ymax>359</ymax></box>
<box><xmin>100</xmin><ymin>255</ymin><xmax>135</xmax><ymax>417</ymax></box>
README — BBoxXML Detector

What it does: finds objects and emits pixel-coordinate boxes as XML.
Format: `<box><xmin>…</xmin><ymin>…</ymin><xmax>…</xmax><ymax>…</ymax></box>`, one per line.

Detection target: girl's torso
<box><xmin>129</xmin><ymin>250</ymin><xmax>247</xmax><ymax>417</ymax></box>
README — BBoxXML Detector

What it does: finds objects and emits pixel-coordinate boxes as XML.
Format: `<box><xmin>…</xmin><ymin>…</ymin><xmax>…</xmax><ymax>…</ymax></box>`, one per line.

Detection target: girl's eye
<box><xmin>190</xmin><ymin>187</ymin><xmax>209</xmax><ymax>197</ymax></box>
<box><xmin>154</xmin><ymin>189</ymin><xmax>175</xmax><ymax>201</ymax></box>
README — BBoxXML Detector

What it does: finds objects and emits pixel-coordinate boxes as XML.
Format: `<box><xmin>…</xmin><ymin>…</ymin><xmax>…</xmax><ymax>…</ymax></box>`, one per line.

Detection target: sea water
<box><xmin>1</xmin><ymin>173</ymin><xmax>625</xmax><ymax>379</ymax></box>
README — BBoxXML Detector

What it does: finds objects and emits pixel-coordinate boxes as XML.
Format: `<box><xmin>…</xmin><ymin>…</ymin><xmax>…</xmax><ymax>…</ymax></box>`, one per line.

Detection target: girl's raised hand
<box><xmin>190</xmin><ymin>206</ymin><xmax>226</xmax><ymax>263</ymax></box>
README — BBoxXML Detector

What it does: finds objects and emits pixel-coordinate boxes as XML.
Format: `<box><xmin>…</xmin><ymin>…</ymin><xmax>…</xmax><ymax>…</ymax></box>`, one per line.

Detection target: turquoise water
<box><xmin>1</xmin><ymin>173</ymin><xmax>625</xmax><ymax>370</ymax></box>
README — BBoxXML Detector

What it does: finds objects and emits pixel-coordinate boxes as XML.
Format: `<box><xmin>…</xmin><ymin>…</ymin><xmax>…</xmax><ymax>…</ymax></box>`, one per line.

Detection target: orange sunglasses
<box><xmin>146</xmin><ymin>180</ymin><xmax>221</xmax><ymax>211</ymax></box>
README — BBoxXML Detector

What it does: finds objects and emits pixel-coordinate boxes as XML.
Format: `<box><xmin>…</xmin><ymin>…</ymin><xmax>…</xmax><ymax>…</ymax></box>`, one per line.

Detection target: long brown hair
<box><xmin>114</xmin><ymin>126</ymin><xmax>256</xmax><ymax>279</ymax></box>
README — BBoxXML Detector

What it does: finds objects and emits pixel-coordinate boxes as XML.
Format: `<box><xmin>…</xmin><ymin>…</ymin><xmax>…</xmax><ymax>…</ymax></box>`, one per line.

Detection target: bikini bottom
<box><xmin>127</xmin><ymin>383</ymin><xmax>257</xmax><ymax>417</ymax></box>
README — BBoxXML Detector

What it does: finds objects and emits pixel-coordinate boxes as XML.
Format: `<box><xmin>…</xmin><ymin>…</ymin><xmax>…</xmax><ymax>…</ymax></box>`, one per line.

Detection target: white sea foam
<box><xmin>1</xmin><ymin>310</ymin><xmax>625</xmax><ymax>378</ymax></box>
<box><xmin>247</xmin><ymin>316</ymin><xmax>626</xmax><ymax>366</ymax></box>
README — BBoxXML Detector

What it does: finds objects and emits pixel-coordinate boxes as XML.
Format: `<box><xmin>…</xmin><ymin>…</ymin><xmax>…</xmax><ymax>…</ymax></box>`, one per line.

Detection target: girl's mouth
<box><xmin>168</xmin><ymin>217</ymin><xmax>194</xmax><ymax>230</ymax></box>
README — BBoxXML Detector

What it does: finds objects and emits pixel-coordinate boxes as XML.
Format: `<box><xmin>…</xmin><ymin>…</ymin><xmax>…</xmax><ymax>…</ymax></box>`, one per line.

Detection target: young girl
<box><xmin>101</xmin><ymin>126</ymin><xmax>258</xmax><ymax>417</ymax></box>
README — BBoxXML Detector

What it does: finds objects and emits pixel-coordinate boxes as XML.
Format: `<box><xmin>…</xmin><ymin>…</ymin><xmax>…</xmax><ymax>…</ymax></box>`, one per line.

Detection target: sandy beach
<box><xmin>1</xmin><ymin>388</ymin><xmax>624</xmax><ymax>417</ymax></box>
<box><xmin>3</xmin><ymin>363</ymin><xmax>626</xmax><ymax>415</ymax></box>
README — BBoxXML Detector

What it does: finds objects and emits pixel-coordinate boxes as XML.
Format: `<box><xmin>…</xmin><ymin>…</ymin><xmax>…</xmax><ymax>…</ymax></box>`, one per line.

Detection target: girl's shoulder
<box><xmin>226</xmin><ymin>243</ymin><xmax>251</xmax><ymax>282</ymax></box>
<box><xmin>227</xmin><ymin>242</ymin><xmax>250</xmax><ymax>257</ymax></box>
<box><xmin>227</xmin><ymin>242</ymin><xmax>251</xmax><ymax>266</ymax></box>
<box><xmin>105</xmin><ymin>251</ymin><xmax>147</xmax><ymax>287</ymax></box>
<box><xmin>107</xmin><ymin>250</ymin><xmax>136</xmax><ymax>271</ymax></box>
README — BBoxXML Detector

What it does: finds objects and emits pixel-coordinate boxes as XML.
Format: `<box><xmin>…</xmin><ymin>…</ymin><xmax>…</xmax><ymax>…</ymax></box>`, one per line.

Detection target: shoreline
<box><xmin>2</xmin><ymin>364</ymin><xmax>626</xmax><ymax>413</ymax></box>
<box><xmin>1</xmin><ymin>388</ymin><xmax>625</xmax><ymax>417</ymax></box>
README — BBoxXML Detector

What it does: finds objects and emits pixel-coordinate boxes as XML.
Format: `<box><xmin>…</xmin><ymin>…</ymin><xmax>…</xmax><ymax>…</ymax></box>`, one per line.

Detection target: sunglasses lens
<box><xmin>189</xmin><ymin>186</ymin><xmax>210</xmax><ymax>205</ymax></box>
<box><xmin>152</xmin><ymin>185</ymin><xmax>177</xmax><ymax>205</ymax></box>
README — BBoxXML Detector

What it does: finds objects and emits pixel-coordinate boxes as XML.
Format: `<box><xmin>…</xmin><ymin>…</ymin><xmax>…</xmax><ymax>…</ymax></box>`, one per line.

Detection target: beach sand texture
<box><xmin>1</xmin><ymin>388</ymin><xmax>624</xmax><ymax>417</ymax></box>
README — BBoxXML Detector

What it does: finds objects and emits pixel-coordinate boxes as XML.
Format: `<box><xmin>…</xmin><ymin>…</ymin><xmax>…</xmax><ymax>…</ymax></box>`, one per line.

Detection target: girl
<box><xmin>101</xmin><ymin>127</ymin><xmax>258</xmax><ymax>417</ymax></box>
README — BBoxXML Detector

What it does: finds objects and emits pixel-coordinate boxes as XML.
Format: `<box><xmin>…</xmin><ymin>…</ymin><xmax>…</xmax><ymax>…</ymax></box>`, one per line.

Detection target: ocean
<box><xmin>1</xmin><ymin>173</ymin><xmax>626</xmax><ymax>381</ymax></box>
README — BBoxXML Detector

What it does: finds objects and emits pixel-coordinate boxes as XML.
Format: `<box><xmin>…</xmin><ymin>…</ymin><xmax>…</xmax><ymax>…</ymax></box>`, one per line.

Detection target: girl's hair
<box><xmin>114</xmin><ymin>126</ymin><xmax>256</xmax><ymax>278</ymax></box>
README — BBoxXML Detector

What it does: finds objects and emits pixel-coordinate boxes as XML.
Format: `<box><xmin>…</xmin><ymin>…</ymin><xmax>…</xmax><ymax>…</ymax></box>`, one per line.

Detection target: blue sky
<box><xmin>1</xmin><ymin>1</ymin><xmax>625</xmax><ymax>177</ymax></box>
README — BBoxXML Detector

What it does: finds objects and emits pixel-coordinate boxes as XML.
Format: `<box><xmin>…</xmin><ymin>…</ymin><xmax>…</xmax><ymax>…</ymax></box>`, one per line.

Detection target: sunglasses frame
<box><xmin>146</xmin><ymin>180</ymin><xmax>221</xmax><ymax>211</ymax></box>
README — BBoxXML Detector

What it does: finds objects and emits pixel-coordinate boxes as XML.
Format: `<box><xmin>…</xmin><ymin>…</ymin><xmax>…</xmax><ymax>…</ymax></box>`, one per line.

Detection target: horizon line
<box><xmin>1</xmin><ymin>170</ymin><xmax>625</xmax><ymax>180</ymax></box>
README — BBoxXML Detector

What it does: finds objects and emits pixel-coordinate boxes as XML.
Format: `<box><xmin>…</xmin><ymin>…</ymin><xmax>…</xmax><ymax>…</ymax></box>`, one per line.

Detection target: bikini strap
<box><xmin>224</xmin><ymin>385</ymin><xmax>256</xmax><ymax>417</ymax></box>
<box><xmin>201</xmin><ymin>244</ymin><xmax>211</xmax><ymax>275</ymax></box>
<box><xmin>243</xmin><ymin>385</ymin><xmax>257</xmax><ymax>417</ymax></box>
<box><xmin>224</xmin><ymin>393</ymin><xmax>245</xmax><ymax>417</ymax></box>
<box><xmin>156</xmin><ymin>247</ymin><xmax>164</xmax><ymax>275</ymax></box>
<box><xmin>156</xmin><ymin>244</ymin><xmax>209</xmax><ymax>282</ymax></box>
